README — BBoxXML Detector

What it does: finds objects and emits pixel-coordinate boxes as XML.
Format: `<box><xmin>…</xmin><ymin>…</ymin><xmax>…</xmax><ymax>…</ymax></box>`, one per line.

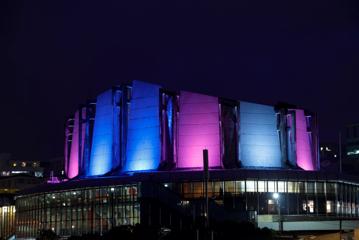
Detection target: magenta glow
<box><xmin>295</xmin><ymin>109</ymin><xmax>314</xmax><ymax>171</ymax></box>
<box><xmin>68</xmin><ymin>110</ymin><xmax>80</xmax><ymax>178</ymax></box>
<box><xmin>177</xmin><ymin>91</ymin><xmax>221</xmax><ymax>168</ymax></box>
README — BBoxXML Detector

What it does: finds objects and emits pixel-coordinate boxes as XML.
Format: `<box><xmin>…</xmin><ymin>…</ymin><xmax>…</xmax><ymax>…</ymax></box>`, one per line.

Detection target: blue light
<box><xmin>87</xmin><ymin>89</ymin><xmax>120</xmax><ymax>176</ymax></box>
<box><xmin>239</xmin><ymin>101</ymin><xmax>282</xmax><ymax>168</ymax></box>
<box><xmin>167</xmin><ymin>96</ymin><xmax>173</xmax><ymax>142</ymax></box>
<box><xmin>124</xmin><ymin>81</ymin><xmax>161</xmax><ymax>172</ymax></box>
<box><xmin>287</xmin><ymin>128</ymin><xmax>296</xmax><ymax>166</ymax></box>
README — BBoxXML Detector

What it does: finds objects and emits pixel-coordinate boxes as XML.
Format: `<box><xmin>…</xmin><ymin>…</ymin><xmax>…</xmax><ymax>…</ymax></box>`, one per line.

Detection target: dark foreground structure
<box><xmin>14</xmin><ymin>80</ymin><xmax>359</xmax><ymax>239</ymax></box>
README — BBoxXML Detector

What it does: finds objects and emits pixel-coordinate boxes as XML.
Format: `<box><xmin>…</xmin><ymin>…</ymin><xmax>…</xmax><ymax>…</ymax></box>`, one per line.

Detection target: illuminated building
<box><xmin>346</xmin><ymin>123</ymin><xmax>359</xmax><ymax>158</ymax></box>
<box><xmin>342</xmin><ymin>123</ymin><xmax>359</xmax><ymax>174</ymax></box>
<box><xmin>0</xmin><ymin>153</ymin><xmax>43</xmax><ymax>178</ymax></box>
<box><xmin>0</xmin><ymin>153</ymin><xmax>44</xmax><ymax>239</ymax></box>
<box><xmin>62</xmin><ymin>81</ymin><xmax>319</xmax><ymax>177</ymax></box>
<box><xmin>0</xmin><ymin>196</ymin><xmax>15</xmax><ymax>239</ymax></box>
<box><xmin>15</xmin><ymin>80</ymin><xmax>359</xmax><ymax>239</ymax></box>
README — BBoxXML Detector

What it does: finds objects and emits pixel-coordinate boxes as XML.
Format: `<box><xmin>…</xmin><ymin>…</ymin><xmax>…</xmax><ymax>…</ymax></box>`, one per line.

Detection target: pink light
<box><xmin>177</xmin><ymin>91</ymin><xmax>221</xmax><ymax>168</ymax></box>
<box><xmin>68</xmin><ymin>111</ymin><xmax>80</xmax><ymax>178</ymax></box>
<box><xmin>80</xmin><ymin>108</ymin><xmax>86</xmax><ymax>173</ymax></box>
<box><xmin>295</xmin><ymin>109</ymin><xmax>314</xmax><ymax>170</ymax></box>
<box><xmin>64</xmin><ymin>123</ymin><xmax>70</xmax><ymax>177</ymax></box>
<box><xmin>47</xmin><ymin>176</ymin><xmax>60</xmax><ymax>184</ymax></box>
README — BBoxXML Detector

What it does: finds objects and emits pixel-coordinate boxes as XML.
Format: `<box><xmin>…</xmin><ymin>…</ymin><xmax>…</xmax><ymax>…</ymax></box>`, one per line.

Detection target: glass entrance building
<box><xmin>15</xmin><ymin>80</ymin><xmax>359</xmax><ymax>239</ymax></box>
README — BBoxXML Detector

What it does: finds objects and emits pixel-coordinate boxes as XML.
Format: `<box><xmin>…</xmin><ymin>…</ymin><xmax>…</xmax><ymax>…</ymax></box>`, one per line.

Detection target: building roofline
<box><xmin>16</xmin><ymin>168</ymin><xmax>359</xmax><ymax>196</ymax></box>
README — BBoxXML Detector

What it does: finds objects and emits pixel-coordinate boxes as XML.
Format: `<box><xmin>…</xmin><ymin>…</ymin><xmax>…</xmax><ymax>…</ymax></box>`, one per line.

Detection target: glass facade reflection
<box><xmin>0</xmin><ymin>205</ymin><xmax>15</xmax><ymax>239</ymax></box>
<box><xmin>174</xmin><ymin>179</ymin><xmax>359</xmax><ymax>217</ymax></box>
<box><xmin>14</xmin><ymin>171</ymin><xmax>359</xmax><ymax>237</ymax></box>
<box><xmin>16</xmin><ymin>184</ymin><xmax>139</xmax><ymax>238</ymax></box>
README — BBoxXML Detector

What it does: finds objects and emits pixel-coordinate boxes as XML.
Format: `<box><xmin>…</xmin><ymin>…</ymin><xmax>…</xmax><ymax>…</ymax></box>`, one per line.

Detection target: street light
<box><xmin>110</xmin><ymin>187</ymin><xmax>115</xmax><ymax>229</ymax></box>
<box><xmin>272</xmin><ymin>193</ymin><xmax>282</xmax><ymax>232</ymax></box>
<box><xmin>273</xmin><ymin>193</ymin><xmax>279</xmax><ymax>200</ymax></box>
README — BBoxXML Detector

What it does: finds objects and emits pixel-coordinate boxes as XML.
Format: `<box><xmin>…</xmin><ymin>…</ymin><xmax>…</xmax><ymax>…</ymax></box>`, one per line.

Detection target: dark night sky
<box><xmin>1</xmin><ymin>0</ymin><xmax>359</xmax><ymax>161</ymax></box>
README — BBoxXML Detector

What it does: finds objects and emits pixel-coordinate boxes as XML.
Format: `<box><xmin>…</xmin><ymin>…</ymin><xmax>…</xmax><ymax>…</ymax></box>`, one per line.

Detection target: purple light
<box><xmin>177</xmin><ymin>91</ymin><xmax>221</xmax><ymax>168</ymax></box>
<box><xmin>47</xmin><ymin>176</ymin><xmax>61</xmax><ymax>184</ymax></box>
<box><xmin>64</xmin><ymin>122</ymin><xmax>71</xmax><ymax>178</ymax></box>
<box><xmin>295</xmin><ymin>109</ymin><xmax>314</xmax><ymax>170</ymax></box>
<box><xmin>68</xmin><ymin>110</ymin><xmax>80</xmax><ymax>179</ymax></box>
<box><xmin>80</xmin><ymin>108</ymin><xmax>86</xmax><ymax>175</ymax></box>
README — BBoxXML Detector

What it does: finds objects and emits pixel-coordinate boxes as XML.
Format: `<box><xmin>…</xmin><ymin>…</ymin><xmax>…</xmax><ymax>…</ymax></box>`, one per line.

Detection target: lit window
<box><xmin>302</xmin><ymin>202</ymin><xmax>306</xmax><ymax>211</ymax></box>
<box><xmin>288</xmin><ymin>182</ymin><xmax>298</xmax><ymax>193</ymax></box>
<box><xmin>192</xmin><ymin>182</ymin><xmax>203</xmax><ymax>197</ymax></box>
<box><xmin>277</xmin><ymin>181</ymin><xmax>286</xmax><ymax>193</ymax></box>
<box><xmin>306</xmin><ymin>182</ymin><xmax>315</xmax><ymax>193</ymax></box>
<box><xmin>223</xmin><ymin>181</ymin><xmax>234</xmax><ymax>194</ymax></box>
<box><xmin>316</xmin><ymin>182</ymin><xmax>324</xmax><ymax>193</ymax></box>
<box><xmin>268</xmin><ymin>181</ymin><xmax>276</xmax><ymax>192</ymax></box>
<box><xmin>257</xmin><ymin>181</ymin><xmax>266</xmax><ymax>192</ymax></box>
<box><xmin>302</xmin><ymin>201</ymin><xmax>314</xmax><ymax>213</ymax></box>
<box><xmin>308</xmin><ymin>200</ymin><xmax>314</xmax><ymax>213</ymax></box>
<box><xmin>267</xmin><ymin>199</ymin><xmax>276</xmax><ymax>214</ymax></box>
<box><xmin>246</xmin><ymin>180</ymin><xmax>257</xmax><ymax>192</ymax></box>
<box><xmin>235</xmin><ymin>181</ymin><xmax>245</xmax><ymax>193</ymax></box>
<box><xmin>180</xmin><ymin>200</ymin><xmax>190</xmax><ymax>206</ymax></box>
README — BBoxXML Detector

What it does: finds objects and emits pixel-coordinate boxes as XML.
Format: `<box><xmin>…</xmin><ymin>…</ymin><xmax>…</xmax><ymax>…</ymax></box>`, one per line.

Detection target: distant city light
<box><xmin>11</xmin><ymin>171</ymin><xmax>29</xmax><ymax>174</ymax></box>
<box><xmin>347</xmin><ymin>150</ymin><xmax>359</xmax><ymax>155</ymax></box>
